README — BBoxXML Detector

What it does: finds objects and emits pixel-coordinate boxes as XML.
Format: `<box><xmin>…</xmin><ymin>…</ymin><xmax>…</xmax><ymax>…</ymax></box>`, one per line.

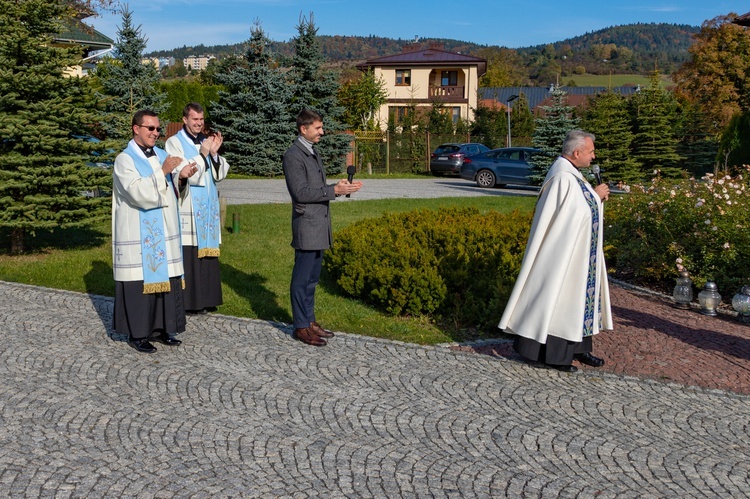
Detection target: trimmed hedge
<box><xmin>324</xmin><ymin>207</ymin><xmax>532</xmax><ymax>330</ymax></box>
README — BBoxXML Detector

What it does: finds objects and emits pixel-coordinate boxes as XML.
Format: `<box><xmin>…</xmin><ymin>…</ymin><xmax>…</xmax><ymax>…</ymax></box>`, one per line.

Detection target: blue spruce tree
<box><xmin>93</xmin><ymin>7</ymin><xmax>166</xmax><ymax>145</ymax></box>
<box><xmin>529</xmin><ymin>85</ymin><xmax>579</xmax><ymax>183</ymax></box>
<box><xmin>210</xmin><ymin>22</ymin><xmax>294</xmax><ymax>176</ymax></box>
<box><xmin>287</xmin><ymin>14</ymin><xmax>349</xmax><ymax>175</ymax></box>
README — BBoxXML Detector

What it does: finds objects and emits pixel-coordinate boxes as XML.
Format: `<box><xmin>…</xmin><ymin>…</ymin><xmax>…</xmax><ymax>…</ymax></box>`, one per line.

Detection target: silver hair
<box><xmin>561</xmin><ymin>130</ymin><xmax>595</xmax><ymax>156</ymax></box>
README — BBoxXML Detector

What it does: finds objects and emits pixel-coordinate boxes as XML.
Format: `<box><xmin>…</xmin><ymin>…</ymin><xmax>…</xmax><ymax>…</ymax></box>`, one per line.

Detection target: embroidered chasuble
<box><xmin>498</xmin><ymin>156</ymin><xmax>613</xmax><ymax>344</ymax></box>
<box><xmin>112</xmin><ymin>140</ymin><xmax>184</xmax><ymax>292</ymax></box>
<box><xmin>173</xmin><ymin>129</ymin><xmax>221</xmax><ymax>258</ymax></box>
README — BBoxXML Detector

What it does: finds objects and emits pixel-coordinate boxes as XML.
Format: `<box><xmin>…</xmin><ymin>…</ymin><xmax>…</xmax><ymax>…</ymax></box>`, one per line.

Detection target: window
<box><xmin>441</xmin><ymin>70</ymin><xmax>458</xmax><ymax>86</ymax></box>
<box><xmin>389</xmin><ymin>106</ymin><xmax>411</xmax><ymax>124</ymax></box>
<box><xmin>451</xmin><ymin>107</ymin><xmax>461</xmax><ymax>124</ymax></box>
<box><xmin>395</xmin><ymin>69</ymin><xmax>411</xmax><ymax>86</ymax></box>
<box><xmin>465</xmin><ymin>145</ymin><xmax>480</xmax><ymax>155</ymax></box>
<box><xmin>499</xmin><ymin>150</ymin><xmax>522</xmax><ymax>160</ymax></box>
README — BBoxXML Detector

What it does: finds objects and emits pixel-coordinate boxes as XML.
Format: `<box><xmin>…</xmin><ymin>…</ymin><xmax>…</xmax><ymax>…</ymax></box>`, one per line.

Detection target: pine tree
<box><xmin>92</xmin><ymin>7</ymin><xmax>166</xmax><ymax>145</ymax></box>
<box><xmin>676</xmin><ymin>101</ymin><xmax>719</xmax><ymax>178</ymax></box>
<box><xmin>426</xmin><ymin>102</ymin><xmax>454</xmax><ymax>135</ymax></box>
<box><xmin>287</xmin><ymin>14</ymin><xmax>349</xmax><ymax>174</ymax></box>
<box><xmin>581</xmin><ymin>91</ymin><xmax>642</xmax><ymax>184</ymax></box>
<box><xmin>470</xmin><ymin>104</ymin><xmax>506</xmax><ymax>149</ymax></box>
<box><xmin>529</xmin><ymin>86</ymin><xmax>579</xmax><ymax>183</ymax></box>
<box><xmin>0</xmin><ymin>0</ymin><xmax>110</xmax><ymax>253</ymax></box>
<box><xmin>209</xmin><ymin>22</ymin><xmax>294</xmax><ymax>176</ymax></box>
<box><xmin>510</xmin><ymin>92</ymin><xmax>535</xmax><ymax>145</ymax></box>
<box><xmin>630</xmin><ymin>71</ymin><xmax>684</xmax><ymax>178</ymax></box>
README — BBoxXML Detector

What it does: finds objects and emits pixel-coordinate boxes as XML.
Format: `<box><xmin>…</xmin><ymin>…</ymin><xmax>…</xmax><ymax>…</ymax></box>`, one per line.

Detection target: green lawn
<box><xmin>0</xmin><ymin>195</ymin><xmax>536</xmax><ymax>344</ymax></box>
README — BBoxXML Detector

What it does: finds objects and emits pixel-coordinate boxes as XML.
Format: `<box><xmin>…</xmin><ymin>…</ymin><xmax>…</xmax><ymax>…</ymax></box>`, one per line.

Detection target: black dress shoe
<box><xmin>574</xmin><ymin>352</ymin><xmax>605</xmax><ymax>367</ymax></box>
<box><xmin>130</xmin><ymin>339</ymin><xmax>157</xmax><ymax>353</ymax></box>
<box><xmin>157</xmin><ymin>332</ymin><xmax>182</xmax><ymax>346</ymax></box>
<box><xmin>548</xmin><ymin>364</ymin><xmax>578</xmax><ymax>373</ymax></box>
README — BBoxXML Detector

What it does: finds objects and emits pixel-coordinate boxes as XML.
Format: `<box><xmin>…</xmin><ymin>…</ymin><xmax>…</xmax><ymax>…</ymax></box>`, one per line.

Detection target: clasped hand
<box><xmin>334</xmin><ymin>179</ymin><xmax>363</xmax><ymax>197</ymax></box>
<box><xmin>161</xmin><ymin>156</ymin><xmax>198</xmax><ymax>179</ymax></box>
<box><xmin>199</xmin><ymin>132</ymin><xmax>223</xmax><ymax>158</ymax></box>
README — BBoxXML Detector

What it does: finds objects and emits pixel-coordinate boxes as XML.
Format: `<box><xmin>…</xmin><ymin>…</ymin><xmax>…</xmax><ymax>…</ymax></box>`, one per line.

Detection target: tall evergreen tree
<box><xmin>529</xmin><ymin>86</ymin><xmax>579</xmax><ymax>183</ymax></box>
<box><xmin>510</xmin><ymin>92</ymin><xmax>535</xmax><ymax>145</ymax></box>
<box><xmin>581</xmin><ymin>91</ymin><xmax>641</xmax><ymax>184</ymax></box>
<box><xmin>92</xmin><ymin>7</ymin><xmax>166</xmax><ymax>145</ymax></box>
<box><xmin>287</xmin><ymin>14</ymin><xmax>349</xmax><ymax>174</ymax></box>
<box><xmin>470</xmin><ymin>104</ymin><xmax>506</xmax><ymax>149</ymax></box>
<box><xmin>676</xmin><ymin>100</ymin><xmax>719</xmax><ymax>178</ymax></box>
<box><xmin>426</xmin><ymin>102</ymin><xmax>454</xmax><ymax>135</ymax></box>
<box><xmin>0</xmin><ymin>0</ymin><xmax>110</xmax><ymax>253</ymax></box>
<box><xmin>630</xmin><ymin>71</ymin><xmax>684</xmax><ymax>178</ymax></box>
<box><xmin>210</xmin><ymin>22</ymin><xmax>294</xmax><ymax>176</ymax></box>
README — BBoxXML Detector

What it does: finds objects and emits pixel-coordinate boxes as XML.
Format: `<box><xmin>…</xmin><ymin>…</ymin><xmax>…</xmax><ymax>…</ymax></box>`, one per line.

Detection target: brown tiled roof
<box><xmin>359</xmin><ymin>48</ymin><xmax>487</xmax><ymax>76</ymax></box>
<box><xmin>734</xmin><ymin>11</ymin><xmax>750</xmax><ymax>26</ymax></box>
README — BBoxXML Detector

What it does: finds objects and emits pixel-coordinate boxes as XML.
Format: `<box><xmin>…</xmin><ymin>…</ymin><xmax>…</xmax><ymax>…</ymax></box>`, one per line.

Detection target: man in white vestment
<box><xmin>112</xmin><ymin>109</ymin><xmax>198</xmax><ymax>353</ymax></box>
<box><xmin>499</xmin><ymin>130</ymin><xmax>613</xmax><ymax>372</ymax></box>
<box><xmin>165</xmin><ymin>102</ymin><xmax>229</xmax><ymax>315</ymax></box>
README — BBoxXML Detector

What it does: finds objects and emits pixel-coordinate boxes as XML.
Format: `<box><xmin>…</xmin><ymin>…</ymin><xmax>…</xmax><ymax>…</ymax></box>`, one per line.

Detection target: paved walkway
<box><xmin>218</xmin><ymin>178</ymin><xmax>538</xmax><ymax>205</ymax></box>
<box><xmin>1</xmin><ymin>279</ymin><xmax>749</xmax><ymax>497</ymax></box>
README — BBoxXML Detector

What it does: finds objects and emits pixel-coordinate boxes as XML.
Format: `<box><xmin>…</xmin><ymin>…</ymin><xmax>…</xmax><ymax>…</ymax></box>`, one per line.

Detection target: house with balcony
<box><xmin>53</xmin><ymin>5</ymin><xmax>114</xmax><ymax>77</ymax></box>
<box><xmin>357</xmin><ymin>44</ymin><xmax>487</xmax><ymax>130</ymax></box>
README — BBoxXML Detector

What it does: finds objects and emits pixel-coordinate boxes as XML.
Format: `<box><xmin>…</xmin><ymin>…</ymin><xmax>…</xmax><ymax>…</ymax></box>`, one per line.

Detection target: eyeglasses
<box><xmin>137</xmin><ymin>125</ymin><xmax>162</xmax><ymax>133</ymax></box>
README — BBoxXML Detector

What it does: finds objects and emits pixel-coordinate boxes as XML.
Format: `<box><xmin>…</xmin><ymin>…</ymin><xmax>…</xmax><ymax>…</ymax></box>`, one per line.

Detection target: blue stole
<box><xmin>176</xmin><ymin>130</ymin><xmax>221</xmax><ymax>258</ymax></box>
<box><xmin>123</xmin><ymin>142</ymin><xmax>175</xmax><ymax>294</ymax></box>
<box><xmin>575</xmin><ymin>177</ymin><xmax>601</xmax><ymax>337</ymax></box>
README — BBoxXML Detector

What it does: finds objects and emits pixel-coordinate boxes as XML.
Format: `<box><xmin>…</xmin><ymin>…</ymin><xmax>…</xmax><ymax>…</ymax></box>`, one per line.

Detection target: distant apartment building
<box><xmin>183</xmin><ymin>55</ymin><xmax>215</xmax><ymax>71</ymax></box>
<box><xmin>141</xmin><ymin>57</ymin><xmax>160</xmax><ymax>69</ymax></box>
<box><xmin>158</xmin><ymin>57</ymin><xmax>175</xmax><ymax>69</ymax></box>
<box><xmin>140</xmin><ymin>57</ymin><xmax>175</xmax><ymax>69</ymax></box>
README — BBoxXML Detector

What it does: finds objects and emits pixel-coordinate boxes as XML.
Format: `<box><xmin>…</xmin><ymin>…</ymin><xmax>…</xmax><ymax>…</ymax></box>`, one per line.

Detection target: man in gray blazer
<box><xmin>282</xmin><ymin>109</ymin><xmax>362</xmax><ymax>346</ymax></box>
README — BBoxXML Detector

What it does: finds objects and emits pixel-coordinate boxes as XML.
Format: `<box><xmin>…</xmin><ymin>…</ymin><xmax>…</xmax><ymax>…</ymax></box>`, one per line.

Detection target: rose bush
<box><xmin>606</xmin><ymin>168</ymin><xmax>750</xmax><ymax>298</ymax></box>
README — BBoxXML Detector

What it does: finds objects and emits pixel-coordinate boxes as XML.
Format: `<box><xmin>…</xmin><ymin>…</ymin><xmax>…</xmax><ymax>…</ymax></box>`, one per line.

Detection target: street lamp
<box><xmin>506</xmin><ymin>94</ymin><xmax>518</xmax><ymax>147</ymax></box>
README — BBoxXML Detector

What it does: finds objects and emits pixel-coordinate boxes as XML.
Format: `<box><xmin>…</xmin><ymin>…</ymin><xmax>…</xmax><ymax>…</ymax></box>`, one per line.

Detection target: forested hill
<box><xmin>148</xmin><ymin>23</ymin><xmax>699</xmax><ymax>78</ymax></box>
<box><xmin>147</xmin><ymin>36</ymin><xmax>480</xmax><ymax>62</ymax></box>
<box><xmin>516</xmin><ymin>23</ymin><xmax>700</xmax><ymax>75</ymax></box>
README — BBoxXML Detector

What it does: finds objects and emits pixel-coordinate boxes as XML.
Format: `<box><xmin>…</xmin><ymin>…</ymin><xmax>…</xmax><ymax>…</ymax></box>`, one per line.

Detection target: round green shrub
<box><xmin>324</xmin><ymin>207</ymin><xmax>532</xmax><ymax>330</ymax></box>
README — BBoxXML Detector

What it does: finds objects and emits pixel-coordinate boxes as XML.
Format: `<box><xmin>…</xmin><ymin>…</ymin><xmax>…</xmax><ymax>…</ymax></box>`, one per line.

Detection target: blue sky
<box><xmin>88</xmin><ymin>1</ymin><xmax>750</xmax><ymax>52</ymax></box>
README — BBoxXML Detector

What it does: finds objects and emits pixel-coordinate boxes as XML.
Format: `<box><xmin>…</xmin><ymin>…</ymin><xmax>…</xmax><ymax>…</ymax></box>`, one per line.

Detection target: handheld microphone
<box><xmin>346</xmin><ymin>165</ymin><xmax>356</xmax><ymax>198</ymax></box>
<box><xmin>591</xmin><ymin>164</ymin><xmax>602</xmax><ymax>186</ymax></box>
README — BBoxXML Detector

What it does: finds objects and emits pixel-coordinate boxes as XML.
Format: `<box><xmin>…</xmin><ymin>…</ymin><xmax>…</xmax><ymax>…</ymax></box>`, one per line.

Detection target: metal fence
<box><xmin>351</xmin><ymin>131</ymin><xmax>532</xmax><ymax>174</ymax></box>
<box><xmin>351</xmin><ymin>131</ymin><xmax>470</xmax><ymax>174</ymax></box>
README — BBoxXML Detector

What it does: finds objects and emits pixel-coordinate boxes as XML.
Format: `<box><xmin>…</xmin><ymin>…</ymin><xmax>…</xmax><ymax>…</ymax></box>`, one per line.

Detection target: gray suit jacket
<box><xmin>282</xmin><ymin>138</ymin><xmax>336</xmax><ymax>250</ymax></box>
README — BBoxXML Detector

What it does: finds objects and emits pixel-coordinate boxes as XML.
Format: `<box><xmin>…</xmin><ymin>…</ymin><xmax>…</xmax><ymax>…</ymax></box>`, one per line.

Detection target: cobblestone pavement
<box><xmin>1</xmin><ymin>280</ymin><xmax>749</xmax><ymax>497</ymax></box>
<box><xmin>457</xmin><ymin>285</ymin><xmax>750</xmax><ymax>396</ymax></box>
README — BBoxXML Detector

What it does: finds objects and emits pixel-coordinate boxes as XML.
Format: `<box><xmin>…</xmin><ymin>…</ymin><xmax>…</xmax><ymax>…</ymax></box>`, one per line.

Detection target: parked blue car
<box><xmin>460</xmin><ymin>147</ymin><xmax>540</xmax><ymax>187</ymax></box>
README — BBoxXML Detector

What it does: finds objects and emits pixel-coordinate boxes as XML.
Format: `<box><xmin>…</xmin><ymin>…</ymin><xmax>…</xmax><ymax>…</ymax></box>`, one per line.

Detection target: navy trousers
<box><xmin>291</xmin><ymin>249</ymin><xmax>323</xmax><ymax>329</ymax></box>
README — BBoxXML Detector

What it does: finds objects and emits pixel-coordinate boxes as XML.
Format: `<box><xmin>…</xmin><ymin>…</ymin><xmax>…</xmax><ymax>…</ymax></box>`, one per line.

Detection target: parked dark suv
<box><xmin>460</xmin><ymin>147</ymin><xmax>539</xmax><ymax>187</ymax></box>
<box><xmin>429</xmin><ymin>142</ymin><xmax>489</xmax><ymax>175</ymax></box>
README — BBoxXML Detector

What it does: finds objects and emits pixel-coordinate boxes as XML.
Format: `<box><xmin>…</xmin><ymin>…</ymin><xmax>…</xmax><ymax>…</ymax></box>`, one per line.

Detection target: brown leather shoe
<box><xmin>293</xmin><ymin>327</ymin><xmax>327</xmax><ymax>346</ymax></box>
<box><xmin>310</xmin><ymin>321</ymin><xmax>334</xmax><ymax>338</ymax></box>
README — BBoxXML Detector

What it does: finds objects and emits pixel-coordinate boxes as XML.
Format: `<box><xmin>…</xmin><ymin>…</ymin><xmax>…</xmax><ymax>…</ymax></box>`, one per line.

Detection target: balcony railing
<box><xmin>429</xmin><ymin>85</ymin><xmax>465</xmax><ymax>100</ymax></box>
